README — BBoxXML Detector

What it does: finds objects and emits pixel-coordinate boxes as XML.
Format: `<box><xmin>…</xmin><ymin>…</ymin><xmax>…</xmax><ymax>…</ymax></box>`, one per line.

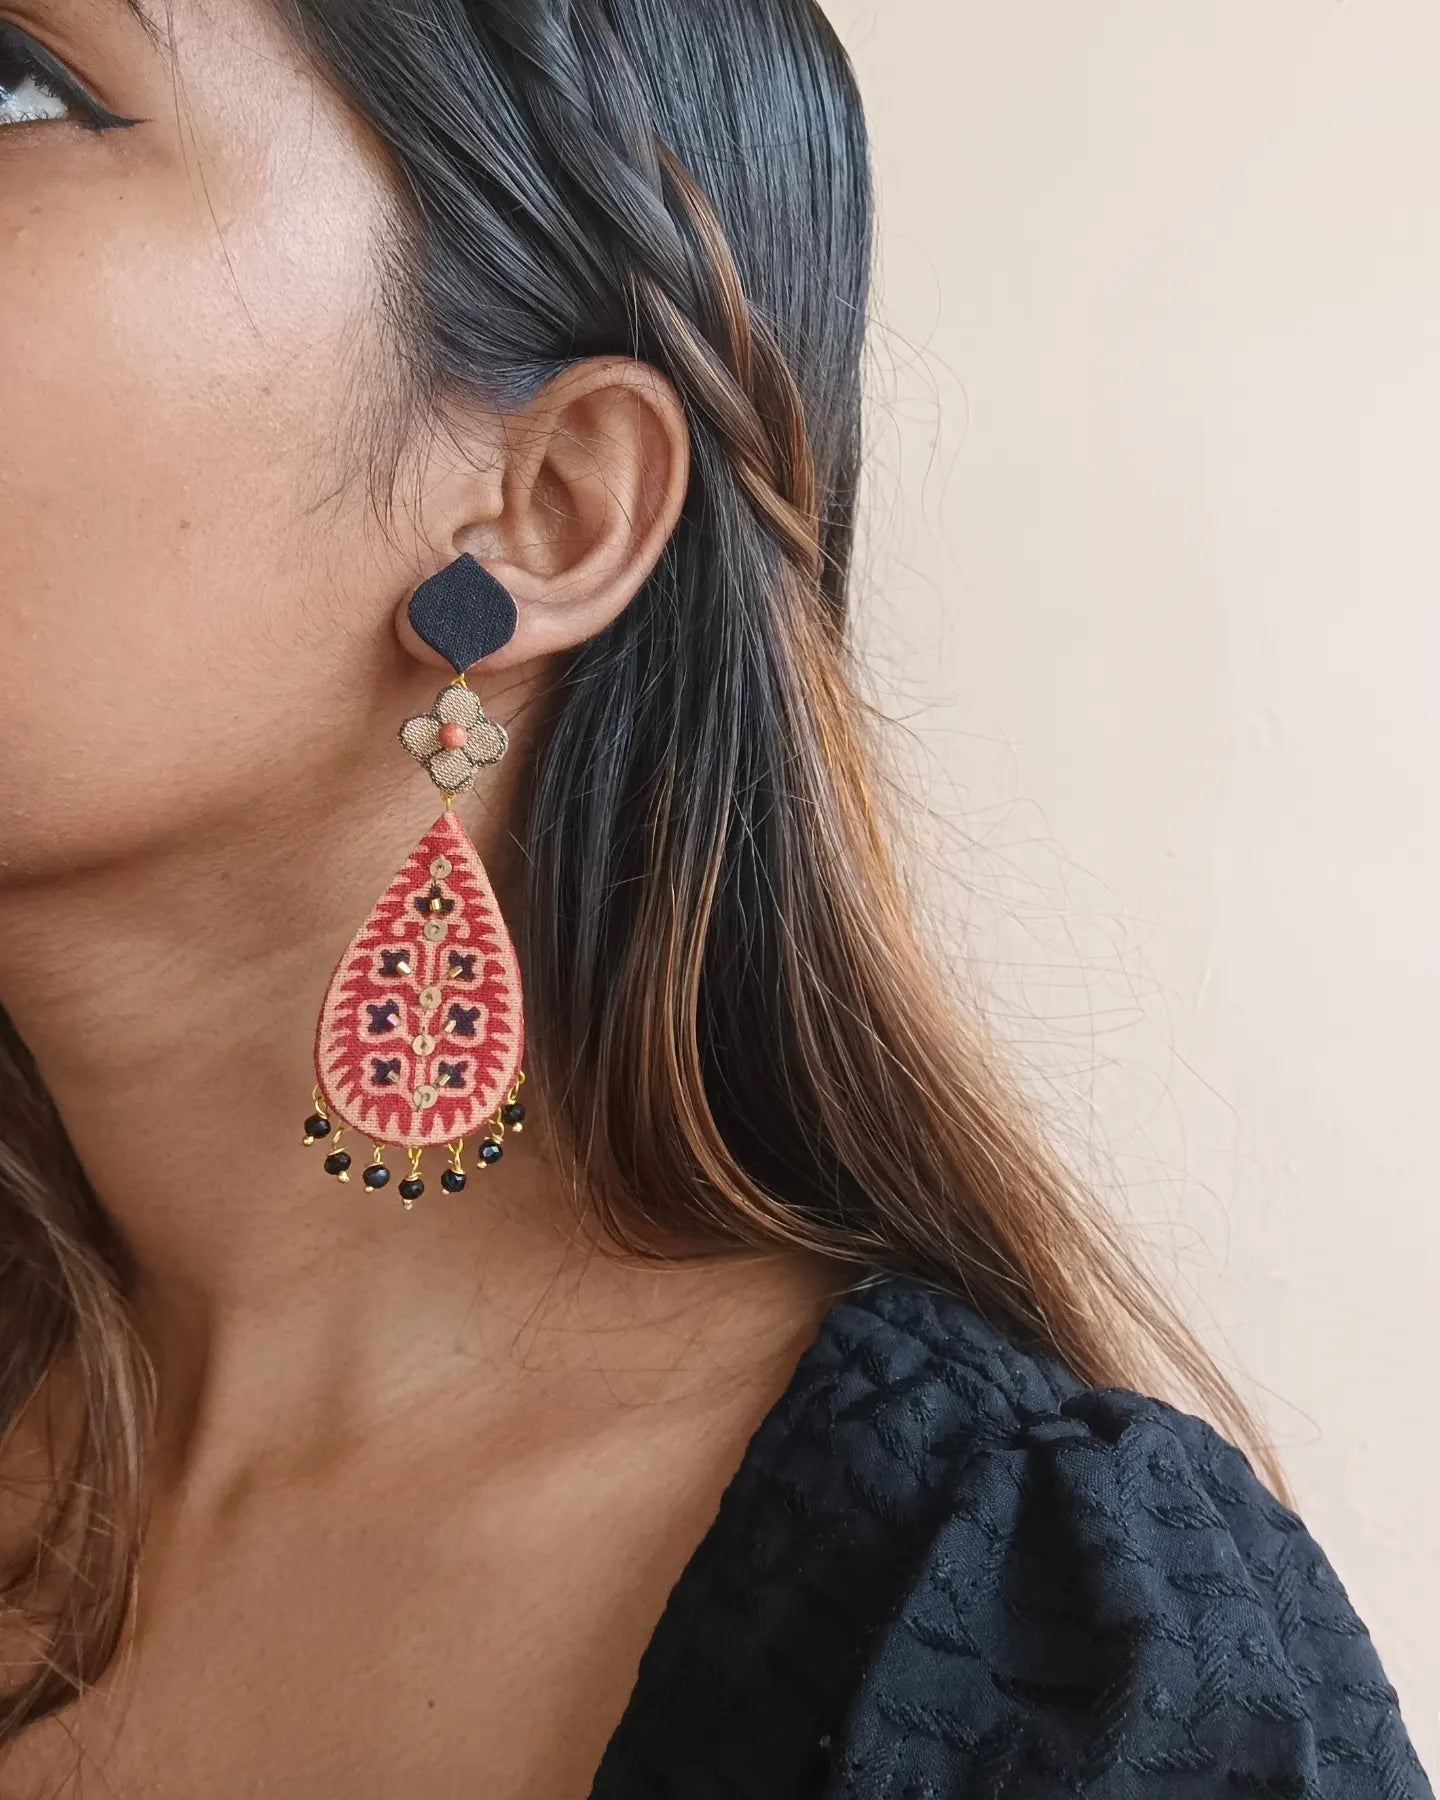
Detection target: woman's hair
<box><xmin>0</xmin><ymin>0</ymin><xmax>1273</xmax><ymax>1741</ymax></box>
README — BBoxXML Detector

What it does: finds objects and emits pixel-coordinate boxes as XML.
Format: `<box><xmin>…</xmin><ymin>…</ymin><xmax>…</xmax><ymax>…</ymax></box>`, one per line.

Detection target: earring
<box><xmin>302</xmin><ymin>554</ymin><xmax>529</xmax><ymax>1210</ymax></box>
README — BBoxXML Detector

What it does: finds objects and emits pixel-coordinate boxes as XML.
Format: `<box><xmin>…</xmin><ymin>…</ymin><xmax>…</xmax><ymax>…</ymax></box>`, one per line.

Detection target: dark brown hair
<box><xmin>0</xmin><ymin>0</ymin><xmax>1275</xmax><ymax>1743</ymax></box>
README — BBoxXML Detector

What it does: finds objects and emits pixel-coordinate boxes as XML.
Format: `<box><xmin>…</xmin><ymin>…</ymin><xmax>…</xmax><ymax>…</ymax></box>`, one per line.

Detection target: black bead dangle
<box><xmin>398</xmin><ymin>1148</ymin><xmax>425</xmax><ymax>1211</ymax></box>
<box><xmin>474</xmin><ymin>1069</ymin><xmax>527</xmax><ymax>1171</ymax></box>
<box><xmin>324</xmin><ymin>1130</ymin><xmax>353</xmax><ymax>1183</ymax></box>
<box><xmin>302</xmin><ymin>1086</ymin><xmax>334</xmax><ymax>1147</ymax></box>
<box><xmin>306</xmin><ymin>1083</ymin><xmax>359</xmax><ymax>1190</ymax></box>
<box><xmin>304</xmin><ymin>1069</ymin><xmax>530</xmax><ymax>1206</ymax></box>
<box><xmin>440</xmin><ymin>1141</ymin><xmax>468</xmax><ymax>1194</ymax></box>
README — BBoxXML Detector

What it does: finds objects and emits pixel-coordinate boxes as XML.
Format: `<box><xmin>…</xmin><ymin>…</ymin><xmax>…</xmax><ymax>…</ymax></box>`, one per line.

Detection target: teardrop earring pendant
<box><xmin>303</xmin><ymin>555</ymin><xmax>530</xmax><ymax>1209</ymax></box>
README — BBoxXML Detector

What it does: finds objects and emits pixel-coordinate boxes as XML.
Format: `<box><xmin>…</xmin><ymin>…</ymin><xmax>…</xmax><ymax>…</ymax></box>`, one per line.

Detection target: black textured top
<box><xmin>591</xmin><ymin>1275</ymin><xmax>1431</xmax><ymax>1798</ymax></box>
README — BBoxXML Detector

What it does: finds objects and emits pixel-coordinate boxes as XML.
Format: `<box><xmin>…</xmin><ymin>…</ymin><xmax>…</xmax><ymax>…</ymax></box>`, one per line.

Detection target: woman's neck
<box><xmin>0</xmin><ymin>766</ymin><xmax>839</xmax><ymax>1483</ymax></box>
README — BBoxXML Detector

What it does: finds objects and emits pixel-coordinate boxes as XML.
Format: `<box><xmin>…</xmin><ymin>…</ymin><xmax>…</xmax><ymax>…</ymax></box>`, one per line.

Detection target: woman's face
<box><xmin>1</xmin><ymin>0</ymin><xmax>424</xmax><ymax>882</ymax></box>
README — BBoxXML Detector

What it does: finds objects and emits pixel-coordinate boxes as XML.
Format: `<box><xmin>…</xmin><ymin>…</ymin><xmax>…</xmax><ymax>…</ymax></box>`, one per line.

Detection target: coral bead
<box><xmin>438</xmin><ymin>722</ymin><xmax>470</xmax><ymax>751</ymax></box>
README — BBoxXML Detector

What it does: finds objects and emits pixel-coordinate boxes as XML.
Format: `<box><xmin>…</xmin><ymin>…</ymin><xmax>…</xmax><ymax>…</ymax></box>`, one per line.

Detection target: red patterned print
<box><xmin>313</xmin><ymin>811</ymin><xmax>524</xmax><ymax>1148</ymax></box>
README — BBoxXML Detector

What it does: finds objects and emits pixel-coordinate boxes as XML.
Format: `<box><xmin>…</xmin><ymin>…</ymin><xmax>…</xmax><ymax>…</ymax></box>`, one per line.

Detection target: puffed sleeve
<box><xmin>826</xmin><ymin>1386</ymin><xmax>1432</xmax><ymax>1799</ymax></box>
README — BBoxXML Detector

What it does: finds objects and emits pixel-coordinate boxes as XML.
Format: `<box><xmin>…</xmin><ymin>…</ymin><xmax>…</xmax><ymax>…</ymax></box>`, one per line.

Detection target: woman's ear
<box><xmin>395</xmin><ymin>357</ymin><xmax>691</xmax><ymax>674</ymax></box>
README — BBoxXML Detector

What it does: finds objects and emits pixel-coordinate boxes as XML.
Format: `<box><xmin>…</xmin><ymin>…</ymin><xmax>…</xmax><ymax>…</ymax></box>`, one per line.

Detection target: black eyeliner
<box><xmin>0</xmin><ymin>21</ymin><xmax>143</xmax><ymax>131</ymax></box>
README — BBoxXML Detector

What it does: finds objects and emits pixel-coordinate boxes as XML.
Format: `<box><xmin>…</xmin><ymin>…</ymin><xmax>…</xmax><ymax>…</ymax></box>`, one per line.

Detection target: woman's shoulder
<box><xmin>594</xmin><ymin>1274</ymin><xmax>1430</xmax><ymax>1798</ymax></box>
<box><xmin>791</xmin><ymin>1275</ymin><xmax>1432</xmax><ymax>1799</ymax></box>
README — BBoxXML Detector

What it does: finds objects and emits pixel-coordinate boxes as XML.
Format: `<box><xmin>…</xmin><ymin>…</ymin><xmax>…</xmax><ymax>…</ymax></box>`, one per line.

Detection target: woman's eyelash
<box><xmin>0</xmin><ymin>22</ymin><xmax>138</xmax><ymax>132</ymax></box>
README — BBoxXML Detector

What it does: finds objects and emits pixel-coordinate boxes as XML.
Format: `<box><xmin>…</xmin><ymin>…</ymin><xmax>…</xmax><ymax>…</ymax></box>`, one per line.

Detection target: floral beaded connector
<box><xmin>399</xmin><ymin>680</ymin><xmax>509</xmax><ymax>796</ymax></box>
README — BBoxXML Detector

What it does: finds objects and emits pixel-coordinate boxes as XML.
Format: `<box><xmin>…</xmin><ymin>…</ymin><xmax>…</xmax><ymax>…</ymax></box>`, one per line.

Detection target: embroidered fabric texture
<box><xmin>591</xmin><ymin>1278</ymin><xmax>1432</xmax><ymax>1799</ymax></box>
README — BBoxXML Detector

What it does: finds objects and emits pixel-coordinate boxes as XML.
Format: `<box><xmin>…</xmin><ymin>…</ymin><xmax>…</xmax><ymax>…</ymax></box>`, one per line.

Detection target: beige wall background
<box><xmin>833</xmin><ymin>0</ymin><xmax>1438</xmax><ymax>1760</ymax></box>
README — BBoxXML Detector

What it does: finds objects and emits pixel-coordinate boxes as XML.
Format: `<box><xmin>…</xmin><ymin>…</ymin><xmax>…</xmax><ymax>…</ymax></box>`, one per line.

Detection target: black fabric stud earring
<box><xmin>305</xmin><ymin>555</ymin><xmax>529</xmax><ymax>1211</ymax></box>
<box><xmin>406</xmin><ymin>552</ymin><xmax>520</xmax><ymax>675</ymax></box>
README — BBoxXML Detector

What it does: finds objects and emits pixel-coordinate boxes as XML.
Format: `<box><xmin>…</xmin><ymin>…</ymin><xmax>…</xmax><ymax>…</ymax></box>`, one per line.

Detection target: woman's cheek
<box><xmin>0</xmin><ymin>138</ymin><xmax>391</xmax><ymax>871</ymax></box>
